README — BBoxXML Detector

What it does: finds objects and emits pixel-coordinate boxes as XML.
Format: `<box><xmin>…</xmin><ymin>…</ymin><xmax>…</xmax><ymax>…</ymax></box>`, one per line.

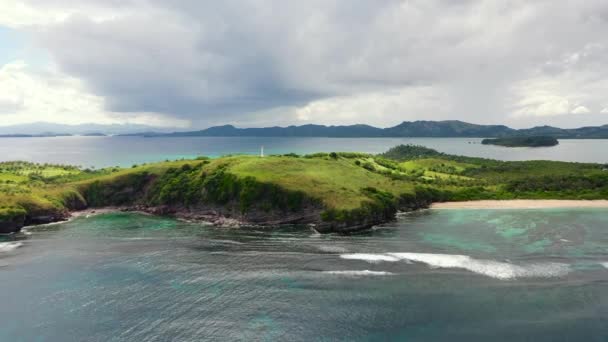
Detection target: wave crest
<box><xmin>341</xmin><ymin>252</ymin><xmax>570</xmax><ymax>280</ymax></box>
<box><xmin>340</xmin><ymin>253</ymin><xmax>400</xmax><ymax>263</ymax></box>
<box><xmin>0</xmin><ymin>242</ymin><xmax>23</xmax><ymax>253</ymax></box>
<box><xmin>322</xmin><ymin>270</ymin><xmax>394</xmax><ymax>276</ymax></box>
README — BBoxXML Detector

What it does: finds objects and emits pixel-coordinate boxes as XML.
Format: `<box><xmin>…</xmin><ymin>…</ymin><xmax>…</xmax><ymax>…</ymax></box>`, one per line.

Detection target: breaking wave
<box><xmin>322</xmin><ymin>270</ymin><xmax>394</xmax><ymax>276</ymax></box>
<box><xmin>0</xmin><ymin>242</ymin><xmax>23</xmax><ymax>253</ymax></box>
<box><xmin>340</xmin><ymin>253</ymin><xmax>400</xmax><ymax>263</ymax></box>
<box><xmin>340</xmin><ymin>252</ymin><xmax>570</xmax><ymax>280</ymax></box>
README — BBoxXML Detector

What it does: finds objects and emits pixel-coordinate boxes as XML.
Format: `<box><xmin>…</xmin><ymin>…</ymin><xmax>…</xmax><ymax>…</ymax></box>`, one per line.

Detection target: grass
<box><xmin>224</xmin><ymin>155</ymin><xmax>414</xmax><ymax>209</ymax></box>
<box><xmin>2</xmin><ymin>145</ymin><xmax>608</xmax><ymax>232</ymax></box>
<box><xmin>0</xmin><ymin>161</ymin><xmax>81</xmax><ymax>178</ymax></box>
<box><xmin>399</xmin><ymin>158</ymin><xmax>477</xmax><ymax>180</ymax></box>
<box><xmin>400</xmin><ymin>158</ymin><xmax>477</xmax><ymax>173</ymax></box>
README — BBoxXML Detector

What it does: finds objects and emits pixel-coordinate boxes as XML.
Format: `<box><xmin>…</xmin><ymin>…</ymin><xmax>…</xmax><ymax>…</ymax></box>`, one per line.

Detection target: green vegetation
<box><xmin>2</xmin><ymin>145</ymin><xmax>608</xmax><ymax>233</ymax></box>
<box><xmin>378</xmin><ymin>144</ymin><xmax>444</xmax><ymax>160</ymax></box>
<box><xmin>481</xmin><ymin>136</ymin><xmax>559</xmax><ymax>147</ymax></box>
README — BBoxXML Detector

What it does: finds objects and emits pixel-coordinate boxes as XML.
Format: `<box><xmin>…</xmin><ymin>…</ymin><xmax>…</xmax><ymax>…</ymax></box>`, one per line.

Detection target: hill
<box><xmin>158</xmin><ymin>124</ymin><xmax>385</xmax><ymax>137</ymax></box>
<box><xmin>383</xmin><ymin>120</ymin><xmax>514</xmax><ymax>137</ymax></box>
<box><xmin>2</xmin><ymin>145</ymin><xmax>608</xmax><ymax>234</ymax></box>
<box><xmin>135</xmin><ymin>120</ymin><xmax>608</xmax><ymax>138</ymax></box>
<box><xmin>4</xmin><ymin>120</ymin><xmax>608</xmax><ymax>138</ymax></box>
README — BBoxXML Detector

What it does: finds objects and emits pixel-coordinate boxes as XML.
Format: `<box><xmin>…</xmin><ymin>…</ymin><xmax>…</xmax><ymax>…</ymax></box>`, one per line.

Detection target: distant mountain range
<box><xmin>0</xmin><ymin>133</ymin><xmax>76</xmax><ymax>138</ymax></box>
<box><xmin>3</xmin><ymin>120</ymin><xmax>608</xmax><ymax>138</ymax></box>
<box><xmin>129</xmin><ymin>120</ymin><xmax>608</xmax><ymax>138</ymax></box>
<box><xmin>0</xmin><ymin>122</ymin><xmax>180</xmax><ymax>136</ymax></box>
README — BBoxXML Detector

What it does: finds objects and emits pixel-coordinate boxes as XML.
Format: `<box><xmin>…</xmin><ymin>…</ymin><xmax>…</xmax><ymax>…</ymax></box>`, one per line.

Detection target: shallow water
<box><xmin>1</xmin><ymin>209</ymin><xmax>607</xmax><ymax>341</ymax></box>
<box><xmin>1</xmin><ymin>136</ymin><xmax>608</xmax><ymax>167</ymax></box>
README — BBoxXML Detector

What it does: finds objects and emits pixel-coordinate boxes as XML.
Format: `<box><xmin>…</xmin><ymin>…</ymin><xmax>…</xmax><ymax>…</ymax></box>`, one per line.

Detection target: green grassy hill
<box><xmin>2</xmin><ymin>145</ymin><xmax>608</xmax><ymax>233</ymax></box>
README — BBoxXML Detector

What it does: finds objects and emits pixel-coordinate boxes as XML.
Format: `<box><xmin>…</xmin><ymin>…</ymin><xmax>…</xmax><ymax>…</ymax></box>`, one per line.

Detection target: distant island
<box><xmin>124</xmin><ymin>120</ymin><xmax>608</xmax><ymax>139</ymax></box>
<box><xmin>3</xmin><ymin>120</ymin><xmax>608</xmax><ymax>138</ymax></box>
<box><xmin>2</xmin><ymin>144</ymin><xmax>608</xmax><ymax>234</ymax></box>
<box><xmin>481</xmin><ymin>136</ymin><xmax>559</xmax><ymax>147</ymax></box>
<box><xmin>0</xmin><ymin>122</ymin><xmax>179</xmax><ymax>136</ymax></box>
<box><xmin>82</xmin><ymin>132</ymin><xmax>107</xmax><ymax>137</ymax></box>
<box><xmin>0</xmin><ymin>133</ymin><xmax>73</xmax><ymax>138</ymax></box>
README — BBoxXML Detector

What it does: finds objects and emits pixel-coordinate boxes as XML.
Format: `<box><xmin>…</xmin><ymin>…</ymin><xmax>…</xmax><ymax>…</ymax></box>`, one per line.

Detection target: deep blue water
<box><xmin>1</xmin><ymin>136</ymin><xmax>608</xmax><ymax>167</ymax></box>
<box><xmin>1</xmin><ymin>209</ymin><xmax>607</xmax><ymax>341</ymax></box>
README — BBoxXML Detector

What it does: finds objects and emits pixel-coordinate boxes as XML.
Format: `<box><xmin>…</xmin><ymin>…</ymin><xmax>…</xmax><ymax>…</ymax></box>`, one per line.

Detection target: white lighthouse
<box><xmin>260</xmin><ymin>146</ymin><xmax>264</xmax><ymax>157</ymax></box>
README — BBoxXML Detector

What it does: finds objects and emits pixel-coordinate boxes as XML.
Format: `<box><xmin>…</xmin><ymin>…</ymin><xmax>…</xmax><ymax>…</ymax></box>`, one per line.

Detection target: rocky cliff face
<box><xmin>0</xmin><ymin>214</ymin><xmax>25</xmax><ymax>234</ymax></box>
<box><xmin>0</xmin><ymin>207</ymin><xmax>73</xmax><ymax>234</ymax></box>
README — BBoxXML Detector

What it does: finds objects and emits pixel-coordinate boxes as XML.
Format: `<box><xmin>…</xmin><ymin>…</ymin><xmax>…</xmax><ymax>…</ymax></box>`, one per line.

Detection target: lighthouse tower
<box><xmin>260</xmin><ymin>146</ymin><xmax>264</xmax><ymax>157</ymax></box>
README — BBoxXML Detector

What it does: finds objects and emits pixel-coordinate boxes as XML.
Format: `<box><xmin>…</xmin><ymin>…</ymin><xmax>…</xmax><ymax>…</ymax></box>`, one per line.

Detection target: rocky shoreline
<box><xmin>2</xmin><ymin>200</ymin><xmax>419</xmax><ymax>235</ymax></box>
<box><xmin>0</xmin><ymin>210</ymin><xmax>71</xmax><ymax>234</ymax></box>
<box><xmin>6</xmin><ymin>198</ymin><xmax>608</xmax><ymax>235</ymax></box>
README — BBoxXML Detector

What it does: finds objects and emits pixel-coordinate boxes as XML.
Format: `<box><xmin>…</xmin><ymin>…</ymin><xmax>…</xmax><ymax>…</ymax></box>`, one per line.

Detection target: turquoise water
<box><xmin>1</xmin><ymin>209</ymin><xmax>607</xmax><ymax>341</ymax></box>
<box><xmin>1</xmin><ymin>136</ymin><xmax>608</xmax><ymax>167</ymax></box>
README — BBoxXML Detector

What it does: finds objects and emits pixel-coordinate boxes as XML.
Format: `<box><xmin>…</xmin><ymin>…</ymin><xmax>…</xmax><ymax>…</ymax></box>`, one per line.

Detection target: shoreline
<box><xmin>431</xmin><ymin>200</ymin><xmax>608</xmax><ymax>209</ymax></box>
<box><xmin>7</xmin><ymin>199</ymin><xmax>608</xmax><ymax>235</ymax></box>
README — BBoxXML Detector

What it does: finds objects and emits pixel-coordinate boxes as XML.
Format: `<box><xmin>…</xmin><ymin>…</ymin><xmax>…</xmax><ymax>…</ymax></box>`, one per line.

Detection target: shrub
<box><xmin>362</xmin><ymin>162</ymin><xmax>376</xmax><ymax>171</ymax></box>
<box><xmin>379</xmin><ymin>145</ymin><xmax>443</xmax><ymax>161</ymax></box>
<box><xmin>0</xmin><ymin>207</ymin><xmax>27</xmax><ymax>221</ymax></box>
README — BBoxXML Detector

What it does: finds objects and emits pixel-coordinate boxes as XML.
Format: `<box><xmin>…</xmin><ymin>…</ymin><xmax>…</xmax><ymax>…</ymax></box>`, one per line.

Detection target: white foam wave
<box><xmin>323</xmin><ymin>270</ymin><xmax>394</xmax><ymax>276</ymax></box>
<box><xmin>341</xmin><ymin>252</ymin><xmax>570</xmax><ymax>280</ymax></box>
<box><xmin>0</xmin><ymin>242</ymin><xmax>23</xmax><ymax>253</ymax></box>
<box><xmin>340</xmin><ymin>253</ymin><xmax>400</xmax><ymax>263</ymax></box>
<box><xmin>601</xmin><ymin>262</ymin><xmax>608</xmax><ymax>269</ymax></box>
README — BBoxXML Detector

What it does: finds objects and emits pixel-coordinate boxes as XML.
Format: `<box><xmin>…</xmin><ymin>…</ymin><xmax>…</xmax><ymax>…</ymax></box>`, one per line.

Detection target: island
<box><xmin>5</xmin><ymin>120</ymin><xmax>608</xmax><ymax>138</ymax></box>
<box><xmin>481</xmin><ymin>136</ymin><xmax>559</xmax><ymax>147</ymax></box>
<box><xmin>120</xmin><ymin>120</ymin><xmax>608</xmax><ymax>138</ymax></box>
<box><xmin>2</xmin><ymin>144</ymin><xmax>608</xmax><ymax>234</ymax></box>
<box><xmin>82</xmin><ymin>132</ymin><xmax>107</xmax><ymax>137</ymax></box>
<box><xmin>0</xmin><ymin>133</ymin><xmax>73</xmax><ymax>138</ymax></box>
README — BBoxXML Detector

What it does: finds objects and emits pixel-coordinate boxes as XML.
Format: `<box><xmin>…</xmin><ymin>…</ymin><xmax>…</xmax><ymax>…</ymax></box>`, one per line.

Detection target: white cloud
<box><xmin>0</xmin><ymin>2</ymin><xmax>68</xmax><ymax>28</ymax></box>
<box><xmin>601</xmin><ymin>107</ymin><xmax>608</xmax><ymax>114</ymax></box>
<box><xmin>571</xmin><ymin>106</ymin><xmax>590</xmax><ymax>114</ymax></box>
<box><xmin>293</xmin><ymin>86</ymin><xmax>451</xmax><ymax>127</ymax></box>
<box><xmin>0</xmin><ymin>0</ymin><xmax>129</xmax><ymax>28</ymax></box>
<box><xmin>0</xmin><ymin>60</ymin><xmax>190</xmax><ymax>127</ymax></box>
<box><xmin>510</xmin><ymin>43</ymin><xmax>608</xmax><ymax>120</ymax></box>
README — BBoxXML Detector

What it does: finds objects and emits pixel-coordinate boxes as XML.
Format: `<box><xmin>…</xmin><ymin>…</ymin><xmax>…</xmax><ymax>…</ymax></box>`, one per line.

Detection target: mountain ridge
<box><xmin>135</xmin><ymin>120</ymin><xmax>608</xmax><ymax>138</ymax></box>
<box><xmin>0</xmin><ymin>122</ymin><xmax>181</xmax><ymax>136</ymax></box>
<box><xmin>3</xmin><ymin>120</ymin><xmax>608</xmax><ymax>138</ymax></box>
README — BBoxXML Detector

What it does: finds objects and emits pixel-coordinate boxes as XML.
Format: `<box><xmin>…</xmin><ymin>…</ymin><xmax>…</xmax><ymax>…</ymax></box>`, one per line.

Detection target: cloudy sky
<box><xmin>1</xmin><ymin>0</ymin><xmax>608</xmax><ymax>129</ymax></box>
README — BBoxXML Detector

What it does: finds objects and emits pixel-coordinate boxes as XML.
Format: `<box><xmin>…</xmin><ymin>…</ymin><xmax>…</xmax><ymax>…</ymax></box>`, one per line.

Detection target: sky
<box><xmin>1</xmin><ymin>0</ymin><xmax>608</xmax><ymax>129</ymax></box>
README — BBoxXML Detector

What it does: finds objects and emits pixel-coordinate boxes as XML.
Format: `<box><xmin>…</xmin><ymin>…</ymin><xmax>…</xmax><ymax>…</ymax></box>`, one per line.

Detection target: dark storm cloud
<box><xmin>19</xmin><ymin>0</ymin><xmax>608</xmax><ymax>127</ymax></box>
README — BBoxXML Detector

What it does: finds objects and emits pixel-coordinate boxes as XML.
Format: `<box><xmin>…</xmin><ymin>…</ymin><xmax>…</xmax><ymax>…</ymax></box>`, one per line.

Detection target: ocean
<box><xmin>1</xmin><ymin>136</ymin><xmax>608</xmax><ymax>167</ymax></box>
<box><xmin>1</xmin><ymin>209</ymin><xmax>607</xmax><ymax>341</ymax></box>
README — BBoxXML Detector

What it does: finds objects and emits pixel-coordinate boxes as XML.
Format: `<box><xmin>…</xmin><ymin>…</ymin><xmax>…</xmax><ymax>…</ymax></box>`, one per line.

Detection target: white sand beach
<box><xmin>431</xmin><ymin>200</ymin><xmax>608</xmax><ymax>209</ymax></box>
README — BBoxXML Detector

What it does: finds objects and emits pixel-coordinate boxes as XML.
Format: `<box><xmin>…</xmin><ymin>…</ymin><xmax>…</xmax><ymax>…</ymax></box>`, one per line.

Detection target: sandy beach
<box><xmin>431</xmin><ymin>200</ymin><xmax>608</xmax><ymax>209</ymax></box>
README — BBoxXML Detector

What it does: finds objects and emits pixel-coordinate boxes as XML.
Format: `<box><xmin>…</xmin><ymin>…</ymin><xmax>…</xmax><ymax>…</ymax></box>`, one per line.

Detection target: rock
<box><xmin>0</xmin><ymin>209</ymin><xmax>27</xmax><ymax>234</ymax></box>
<box><xmin>0</xmin><ymin>217</ymin><xmax>24</xmax><ymax>234</ymax></box>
